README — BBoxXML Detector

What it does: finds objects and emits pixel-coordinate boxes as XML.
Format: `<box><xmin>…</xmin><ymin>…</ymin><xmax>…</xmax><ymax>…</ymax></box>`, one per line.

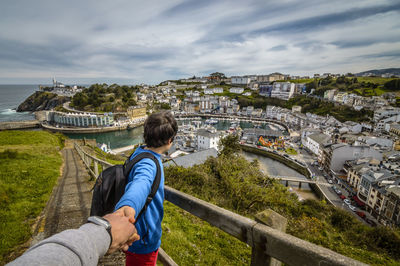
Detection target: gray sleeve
<box><xmin>7</xmin><ymin>223</ymin><xmax>110</xmax><ymax>266</ymax></box>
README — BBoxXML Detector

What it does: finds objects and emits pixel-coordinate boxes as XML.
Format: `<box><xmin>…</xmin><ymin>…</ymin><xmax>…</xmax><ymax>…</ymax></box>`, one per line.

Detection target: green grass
<box><xmin>0</xmin><ymin>131</ymin><xmax>64</xmax><ymax>264</ymax></box>
<box><xmin>354</xmin><ymin>87</ymin><xmax>387</xmax><ymax>97</ymax></box>
<box><xmin>161</xmin><ymin>202</ymin><xmax>251</xmax><ymax>265</ymax></box>
<box><xmin>91</xmin><ymin>146</ymin><xmax>126</xmax><ymax>165</ymax></box>
<box><xmin>278</xmin><ymin>78</ymin><xmax>314</xmax><ymax>84</ymax></box>
<box><xmin>357</xmin><ymin>77</ymin><xmax>395</xmax><ymax>85</ymax></box>
<box><xmin>285</xmin><ymin>148</ymin><xmax>298</xmax><ymax>155</ymax></box>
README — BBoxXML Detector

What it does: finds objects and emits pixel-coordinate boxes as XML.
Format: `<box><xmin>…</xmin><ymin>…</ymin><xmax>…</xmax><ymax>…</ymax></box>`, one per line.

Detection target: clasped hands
<box><xmin>103</xmin><ymin>206</ymin><xmax>140</xmax><ymax>254</ymax></box>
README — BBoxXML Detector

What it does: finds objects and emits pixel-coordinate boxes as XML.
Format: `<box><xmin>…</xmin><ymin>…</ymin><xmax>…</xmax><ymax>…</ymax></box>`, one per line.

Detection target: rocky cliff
<box><xmin>17</xmin><ymin>91</ymin><xmax>70</xmax><ymax>112</ymax></box>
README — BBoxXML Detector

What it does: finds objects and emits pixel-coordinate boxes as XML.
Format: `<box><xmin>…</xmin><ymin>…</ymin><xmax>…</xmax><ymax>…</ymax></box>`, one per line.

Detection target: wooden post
<box><xmin>88</xmin><ymin>158</ymin><xmax>92</xmax><ymax>170</ymax></box>
<box><xmin>94</xmin><ymin>160</ymin><xmax>99</xmax><ymax>177</ymax></box>
<box><xmin>251</xmin><ymin>209</ymin><xmax>287</xmax><ymax>266</ymax></box>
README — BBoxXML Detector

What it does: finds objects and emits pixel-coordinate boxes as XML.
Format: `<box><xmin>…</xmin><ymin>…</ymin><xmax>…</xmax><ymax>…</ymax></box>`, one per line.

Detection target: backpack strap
<box><xmin>122</xmin><ymin>152</ymin><xmax>162</xmax><ymax>222</ymax></box>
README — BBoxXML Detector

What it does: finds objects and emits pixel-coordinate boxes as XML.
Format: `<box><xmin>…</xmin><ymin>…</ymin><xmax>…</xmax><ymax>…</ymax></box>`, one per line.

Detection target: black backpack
<box><xmin>90</xmin><ymin>151</ymin><xmax>161</xmax><ymax>222</ymax></box>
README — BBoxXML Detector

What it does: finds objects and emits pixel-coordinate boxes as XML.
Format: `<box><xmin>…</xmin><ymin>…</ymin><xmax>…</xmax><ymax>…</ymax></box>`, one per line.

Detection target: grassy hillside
<box><xmin>71</xmin><ymin>83</ymin><xmax>140</xmax><ymax>112</ymax></box>
<box><xmin>0</xmin><ymin>131</ymin><xmax>64</xmax><ymax>263</ymax></box>
<box><xmin>306</xmin><ymin>76</ymin><xmax>398</xmax><ymax>97</ymax></box>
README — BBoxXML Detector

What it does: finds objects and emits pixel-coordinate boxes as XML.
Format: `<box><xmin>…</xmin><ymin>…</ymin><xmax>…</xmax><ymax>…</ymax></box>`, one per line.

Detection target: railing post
<box><xmin>251</xmin><ymin>209</ymin><xmax>287</xmax><ymax>266</ymax></box>
<box><xmin>94</xmin><ymin>160</ymin><xmax>99</xmax><ymax>177</ymax></box>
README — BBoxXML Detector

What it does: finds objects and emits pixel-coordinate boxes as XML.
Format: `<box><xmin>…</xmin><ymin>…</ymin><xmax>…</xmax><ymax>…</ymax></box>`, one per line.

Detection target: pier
<box><xmin>0</xmin><ymin>120</ymin><xmax>40</xmax><ymax>131</ymax></box>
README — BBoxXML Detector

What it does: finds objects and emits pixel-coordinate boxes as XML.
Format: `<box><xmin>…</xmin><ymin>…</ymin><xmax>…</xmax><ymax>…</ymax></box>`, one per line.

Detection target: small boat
<box><xmin>205</xmin><ymin>118</ymin><xmax>218</xmax><ymax>125</ymax></box>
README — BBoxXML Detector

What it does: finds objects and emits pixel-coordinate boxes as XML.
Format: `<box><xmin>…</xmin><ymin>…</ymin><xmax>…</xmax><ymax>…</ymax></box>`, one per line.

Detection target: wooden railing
<box><xmin>74</xmin><ymin>142</ymin><xmax>366</xmax><ymax>266</ymax></box>
<box><xmin>74</xmin><ymin>142</ymin><xmax>113</xmax><ymax>178</ymax></box>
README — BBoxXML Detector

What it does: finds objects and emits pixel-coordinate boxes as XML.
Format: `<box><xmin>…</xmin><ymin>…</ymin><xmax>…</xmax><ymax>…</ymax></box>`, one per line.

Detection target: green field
<box><xmin>0</xmin><ymin>131</ymin><xmax>64</xmax><ymax>263</ymax></box>
<box><xmin>354</xmin><ymin>87</ymin><xmax>387</xmax><ymax>96</ymax></box>
<box><xmin>357</xmin><ymin>76</ymin><xmax>395</xmax><ymax>85</ymax></box>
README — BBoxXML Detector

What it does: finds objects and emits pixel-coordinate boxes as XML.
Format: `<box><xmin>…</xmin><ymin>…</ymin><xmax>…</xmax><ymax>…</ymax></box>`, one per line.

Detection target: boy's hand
<box><xmin>114</xmin><ymin>206</ymin><xmax>136</xmax><ymax>223</ymax></box>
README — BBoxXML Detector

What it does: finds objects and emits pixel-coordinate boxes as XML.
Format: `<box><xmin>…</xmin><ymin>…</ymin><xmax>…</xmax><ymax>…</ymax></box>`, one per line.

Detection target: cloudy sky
<box><xmin>0</xmin><ymin>0</ymin><xmax>399</xmax><ymax>85</ymax></box>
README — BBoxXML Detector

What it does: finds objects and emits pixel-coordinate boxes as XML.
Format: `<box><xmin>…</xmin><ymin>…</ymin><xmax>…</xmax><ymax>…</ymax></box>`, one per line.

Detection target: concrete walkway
<box><xmin>31</xmin><ymin>140</ymin><xmax>125</xmax><ymax>265</ymax></box>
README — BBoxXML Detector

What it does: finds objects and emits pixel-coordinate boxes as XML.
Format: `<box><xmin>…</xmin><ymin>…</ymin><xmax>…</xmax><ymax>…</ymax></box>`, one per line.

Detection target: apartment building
<box><xmin>303</xmin><ymin>133</ymin><xmax>331</xmax><ymax>159</ymax></box>
<box><xmin>231</xmin><ymin>76</ymin><xmax>251</xmax><ymax>85</ymax></box>
<box><xmin>46</xmin><ymin>111</ymin><xmax>114</xmax><ymax>127</ymax></box>
<box><xmin>321</xmin><ymin>143</ymin><xmax>383</xmax><ymax>173</ymax></box>
<box><xmin>229</xmin><ymin>87</ymin><xmax>244</xmax><ymax>94</ymax></box>
<box><xmin>270</xmin><ymin>82</ymin><xmax>295</xmax><ymax>100</ymax></box>
<box><xmin>197</xmin><ymin>128</ymin><xmax>220</xmax><ymax>151</ymax></box>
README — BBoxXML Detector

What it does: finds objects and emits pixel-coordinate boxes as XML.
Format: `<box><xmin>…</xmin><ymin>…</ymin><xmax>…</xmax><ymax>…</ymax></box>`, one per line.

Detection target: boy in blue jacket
<box><xmin>115</xmin><ymin>111</ymin><xmax>177</xmax><ymax>266</ymax></box>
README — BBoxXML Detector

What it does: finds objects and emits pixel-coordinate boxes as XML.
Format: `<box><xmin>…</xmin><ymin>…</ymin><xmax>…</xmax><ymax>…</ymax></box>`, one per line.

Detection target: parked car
<box><xmin>318</xmin><ymin>167</ymin><xmax>323</xmax><ymax>171</ymax></box>
<box><xmin>333</xmin><ymin>186</ymin><xmax>342</xmax><ymax>195</ymax></box>
<box><xmin>365</xmin><ymin>218</ymin><xmax>377</xmax><ymax>227</ymax></box>
<box><xmin>348</xmin><ymin>205</ymin><xmax>356</xmax><ymax>212</ymax></box>
<box><xmin>356</xmin><ymin>211</ymin><xmax>366</xmax><ymax>219</ymax></box>
<box><xmin>344</xmin><ymin>199</ymin><xmax>351</xmax><ymax>205</ymax></box>
<box><xmin>328</xmin><ymin>179</ymin><xmax>333</xmax><ymax>184</ymax></box>
<box><xmin>339</xmin><ymin>195</ymin><xmax>346</xmax><ymax>200</ymax></box>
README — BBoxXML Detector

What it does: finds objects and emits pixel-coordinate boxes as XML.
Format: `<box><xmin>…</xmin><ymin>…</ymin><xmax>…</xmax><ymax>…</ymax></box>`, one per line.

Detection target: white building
<box><xmin>46</xmin><ymin>111</ymin><xmax>114</xmax><ymax>127</ymax></box>
<box><xmin>204</xmin><ymin>88</ymin><xmax>214</xmax><ymax>95</ymax></box>
<box><xmin>270</xmin><ymin>82</ymin><xmax>295</xmax><ymax>100</ymax></box>
<box><xmin>199</xmin><ymin>100</ymin><xmax>212</xmax><ymax>113</ymax></box>
<box><xmin>231</xmin><ymin>76</ymin><xmax>251</xmax><ymax>85</ymax></box>
<box><xmin>324</xmin><ymin>89</ymin><xmax>337</xmax><ymax>101</ymax></box>
<box><xmin>197</xmin><ymin>128</ymin><xmax>220</xmax><ymax>151</ymax></box>
<box><xmin>213</xmin><ymin>87</ymin><xmax>224</xmax><ymax>94</ymax></box>
<box><xmin>322</xmin><ymin>143</ymin><xmax>383</xmax><ymax>172</ymax></box>
<box><xmin>374</xmin><ymin>107</ymin><xmax>400</xmax><ymax>122</ymax></box>
<box><xmin>304</xmin><ymin>133</ymin><xmax>331</xmax><ymax>158</ymax></box>
<box><xmin>229</xmin><ymin>87</ymin><xmax>244</xmax><ymax>94</ymax></box>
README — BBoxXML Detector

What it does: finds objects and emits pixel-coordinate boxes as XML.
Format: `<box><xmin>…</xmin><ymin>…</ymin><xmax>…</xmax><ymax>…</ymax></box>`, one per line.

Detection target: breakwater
<box><xmin>0</xmin><ymin>120</ymin><xmax>40</xmax><ymax>131</ymax></box>
<box><xmin>41</xmin><ymin>122</ymin><xmax>143</xmax><ymax>134</ymax></box>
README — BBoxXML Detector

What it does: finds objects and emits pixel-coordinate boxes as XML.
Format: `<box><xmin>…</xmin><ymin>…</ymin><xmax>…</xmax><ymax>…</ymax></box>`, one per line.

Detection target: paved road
<box><xmin>292</xmin><ymin>144</ymin><xmax>377</xmax><ymax>225</ymax></box>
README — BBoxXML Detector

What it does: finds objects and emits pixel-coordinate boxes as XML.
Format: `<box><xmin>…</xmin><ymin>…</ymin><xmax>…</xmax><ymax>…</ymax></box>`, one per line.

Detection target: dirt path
<box><xmin>30</xmin><ymin>140</ymin><xmax>125</xmax><ymax>265</ymax></box>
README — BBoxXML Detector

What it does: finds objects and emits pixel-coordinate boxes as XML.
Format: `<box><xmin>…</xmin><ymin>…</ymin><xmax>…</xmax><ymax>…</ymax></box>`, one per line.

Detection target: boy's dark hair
<box><xmin>143</xmin><ymin>111</ymin><xmax>178</xmax><ymax>148</ymax></box>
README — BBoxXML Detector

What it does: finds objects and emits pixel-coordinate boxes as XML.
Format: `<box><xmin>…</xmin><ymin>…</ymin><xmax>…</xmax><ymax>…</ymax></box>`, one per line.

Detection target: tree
<box><xmin>218</xmin><ymin>134</ymin><xmax>241</xmax><ymax>156</ymax></box>
<box><xmin>210</xmin><ymin>72</ymin><xmax>226</xmax><ymax>80</ymax></box>
<box><xmin>71</xmin><ymin>92</ymin><xmax>88</xmax><ymax>109</ymax></box>
<box><xmin>384</xmin><ymin>79</ymin><xmax>400</xmax><ymax>90</ymax></box>
<box><xmin>160</xmin><ymin>103</ymin><xmax>171</xmax><ymax>110</ymax></box>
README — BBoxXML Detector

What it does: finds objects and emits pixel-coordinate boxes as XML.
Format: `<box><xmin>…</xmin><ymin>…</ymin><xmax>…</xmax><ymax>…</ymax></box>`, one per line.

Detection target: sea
<box><xmin>0</xmin><ymin>84</ymin><xmax>38</xmax><ymax>122</ymax></box>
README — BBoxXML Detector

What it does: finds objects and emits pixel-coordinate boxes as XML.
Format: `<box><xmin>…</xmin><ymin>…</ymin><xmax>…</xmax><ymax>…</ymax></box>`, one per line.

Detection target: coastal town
<box><xmin>22</xmin><ymin>71</ymin><xmax>400</xmax><ymax>230</ymax></box>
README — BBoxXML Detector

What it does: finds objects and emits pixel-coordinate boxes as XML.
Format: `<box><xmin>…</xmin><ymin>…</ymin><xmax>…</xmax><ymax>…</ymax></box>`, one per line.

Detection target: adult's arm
<box><xmin>7</xmin><ymin>223</ymin><xmax>110</xmax><ymax>266</ymax></box>
<box><xmin>7</xmin><ymin>213</ymin><xmax>139</xmax><ymax>266</ymax></box>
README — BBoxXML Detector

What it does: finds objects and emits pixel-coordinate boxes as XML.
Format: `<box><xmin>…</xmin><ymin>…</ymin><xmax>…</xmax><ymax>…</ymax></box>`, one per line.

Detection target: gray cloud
<box><xmin>0</xmin><ymin>0</ymin><xmax>399</xmax><ymax>84</ymax></box>
<box><xmin>252</xmin><ymin>2</ymin><xmax>400</xmax><ymax>36</ymax></box>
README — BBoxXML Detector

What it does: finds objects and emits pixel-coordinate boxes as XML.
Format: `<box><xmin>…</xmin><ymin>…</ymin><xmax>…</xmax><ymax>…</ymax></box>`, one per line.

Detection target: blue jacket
<box><xmin>115</xmin><ymin>146</ymin><xmax>164</xmax><ymax>254</ymax></box>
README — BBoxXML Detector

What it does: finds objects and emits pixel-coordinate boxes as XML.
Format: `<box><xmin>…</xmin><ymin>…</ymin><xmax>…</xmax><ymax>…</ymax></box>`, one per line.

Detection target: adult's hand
<box><xmin>103</xmin><ymin>212</ymin><xmax>140</xmax><ymax>253</ymax></box>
